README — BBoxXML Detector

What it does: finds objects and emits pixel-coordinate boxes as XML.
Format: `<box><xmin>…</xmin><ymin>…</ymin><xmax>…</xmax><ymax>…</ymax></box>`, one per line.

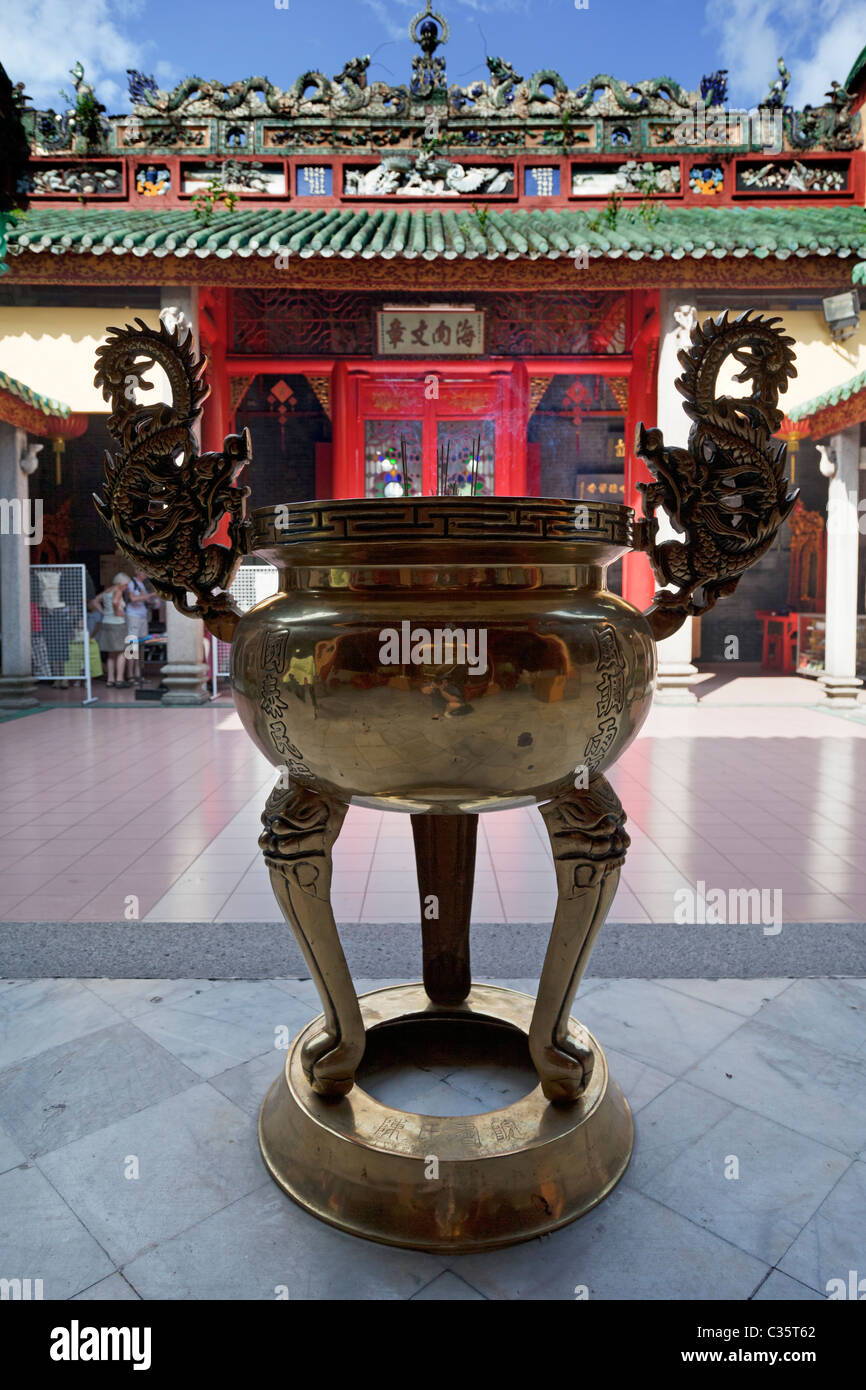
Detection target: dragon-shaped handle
<box><xmin>94</xmin><ymin>317</ymin><xmax>250</xmax><ymax>643</ymax></box>
<box><xmin>634</xmin><ymin>310</ymin><xmax>798</xmax><ymax>643</ymax></box>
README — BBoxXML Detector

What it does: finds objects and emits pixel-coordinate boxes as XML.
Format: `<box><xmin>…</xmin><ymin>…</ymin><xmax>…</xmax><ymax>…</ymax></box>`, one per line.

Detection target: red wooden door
<box><xmin>348</xmin><ymin>368</ymin><xmax>524</xmax><ymax>498</ymax></box>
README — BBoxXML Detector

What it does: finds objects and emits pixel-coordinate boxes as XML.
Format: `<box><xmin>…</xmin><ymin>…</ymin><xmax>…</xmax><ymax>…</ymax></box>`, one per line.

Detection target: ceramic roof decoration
<box><xmin>16</xmin><ymin>16</ymin><xmax>861</xmax><ymax>161</ymax></box>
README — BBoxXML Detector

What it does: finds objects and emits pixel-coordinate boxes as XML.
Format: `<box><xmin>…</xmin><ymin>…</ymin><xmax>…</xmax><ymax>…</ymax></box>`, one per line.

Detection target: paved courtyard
<box><xmin>1</xmin><ymin>973</ymin><xmax>863</xmax><ymax>1300</ymax></box>
<box><xmin>1</xmin><ymin>673</ymin><xmax>865</xmax><ymax>928</ymax></box>
<box><xmin>1</xmin><ymin>673</ymin><xmax>864</xmax><ymax>1300</ymax></box>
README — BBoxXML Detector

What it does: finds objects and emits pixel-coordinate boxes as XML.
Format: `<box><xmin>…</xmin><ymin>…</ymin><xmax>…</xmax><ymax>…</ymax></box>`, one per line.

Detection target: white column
<box><xmin>160</xmin><ymin>599</ymin><xmax>208</xmax><ymax>705</ymax></box>
<box><xmin>653</xmin><ymin>292</ymin><xmax>699</xmax><ymax>703</ymax></box>
<box><xmin>0</xmin><ymin>424</ymin><xmax>39</xmax><ymax>708</ymax></box>
<box><xmin>157</xmin><ymin>288</ymin><xmax>209</xmax><ymax>705</ymax></box>
<box><xmin>819</xmin><ymin>426</ymin><xmax>862</xmax><ymax>707</ymax></box>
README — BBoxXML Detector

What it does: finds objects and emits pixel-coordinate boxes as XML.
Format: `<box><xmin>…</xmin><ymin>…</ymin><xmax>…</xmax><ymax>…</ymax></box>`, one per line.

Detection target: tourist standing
<box><xmin>93</xmin><ymin>572</ymin><xmax>129</xmax><ymax>687</ymax></box>
<box><xmin>122</xmin><ymin>570</ymin><xmax>153</xmax><ymax>686</ymax></box>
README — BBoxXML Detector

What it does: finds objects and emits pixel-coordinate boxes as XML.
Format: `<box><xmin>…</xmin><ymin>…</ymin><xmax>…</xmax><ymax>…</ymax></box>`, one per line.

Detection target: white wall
<box><xmin>0</xmin><ymin>307</ymin><xmax>163</xmax><ymax>412</ymax></box>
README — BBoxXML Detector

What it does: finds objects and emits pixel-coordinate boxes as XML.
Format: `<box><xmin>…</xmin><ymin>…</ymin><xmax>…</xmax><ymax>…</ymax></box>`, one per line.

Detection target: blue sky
<box><xmin>3</xmin><ymin>0</ymin><xmax>864</xmax><ymax>114</ymax></box>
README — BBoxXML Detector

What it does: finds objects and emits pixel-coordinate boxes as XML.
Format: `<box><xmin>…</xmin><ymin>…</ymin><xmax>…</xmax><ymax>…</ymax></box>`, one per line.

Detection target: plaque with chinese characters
<box><xmin>376</xmin><ymin>309</ymin><xmax>485</xmax><ymax>357</ymax></box>
<box><xmin>576</xmin><ymin>473</ymin><xmax>626</xmax><ymax>502</ymax></box>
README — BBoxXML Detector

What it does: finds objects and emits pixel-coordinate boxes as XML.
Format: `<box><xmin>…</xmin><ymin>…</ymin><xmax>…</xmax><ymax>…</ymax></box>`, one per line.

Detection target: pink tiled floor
<box><xmin>1</xmin><ymin>681</ymin><xmax>865</xmax><ymax>924</ymax></box>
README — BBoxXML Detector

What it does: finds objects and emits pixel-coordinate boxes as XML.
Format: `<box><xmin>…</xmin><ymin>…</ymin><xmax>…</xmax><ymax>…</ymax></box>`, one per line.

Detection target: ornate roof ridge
<box><xmin>17</xmin><ymin>45</ymin><xmax>861</xmax><ymax>157</ymax></box>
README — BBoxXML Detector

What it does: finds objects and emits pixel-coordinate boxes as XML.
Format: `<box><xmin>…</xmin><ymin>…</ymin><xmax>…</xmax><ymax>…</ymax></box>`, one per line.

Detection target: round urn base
<box><xmin>258</xmin><ymin>983</ymin><xmax>633</xmax><ymax>1253</ymax></box>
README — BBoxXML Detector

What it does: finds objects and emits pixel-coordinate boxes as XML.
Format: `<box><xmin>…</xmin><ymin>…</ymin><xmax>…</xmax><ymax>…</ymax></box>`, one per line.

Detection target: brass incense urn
<box><xmin>94</xmin><ymin>311</ymin><xmax>796</xmax><ymax>1251</ymax></box>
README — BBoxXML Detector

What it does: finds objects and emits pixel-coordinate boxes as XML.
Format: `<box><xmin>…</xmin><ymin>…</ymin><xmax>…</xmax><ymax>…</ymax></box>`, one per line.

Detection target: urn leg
<box><xmin>411</xmin><ymin>813</ymin><xmax>478</xmax><ymax>1005</ymax></box>
<box><xmin>260</xmin><ymin>781</ymin><xmax>365</xmax><ymax>1098</ymax></box>
<box><xmin>530</xmin><ymin>777</ymin><xmax>629</xmax><ymax>1104</ymax></box>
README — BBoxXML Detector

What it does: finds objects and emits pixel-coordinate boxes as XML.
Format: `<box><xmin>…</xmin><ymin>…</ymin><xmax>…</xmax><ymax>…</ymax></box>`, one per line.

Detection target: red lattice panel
<box><xmin>232</xmin><ymin>290</ymin><xmax>375</xmax><ymax>355</ymax></box>
<box><xmin>230</xmin><ymin>290</ymin><xmax>627</xmax><ymax>358</ymax></box>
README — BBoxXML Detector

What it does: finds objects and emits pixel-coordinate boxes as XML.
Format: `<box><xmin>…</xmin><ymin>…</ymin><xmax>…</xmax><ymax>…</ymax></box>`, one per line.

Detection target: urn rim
<box><xmin>248</xmin><ymin>495</ymin><xmax>634</xmax><ymax>554</ymax></box>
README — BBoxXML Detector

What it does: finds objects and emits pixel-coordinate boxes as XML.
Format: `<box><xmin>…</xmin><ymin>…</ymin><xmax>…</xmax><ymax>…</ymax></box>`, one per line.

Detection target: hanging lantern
<box><xmin>52</xmin><ymin>436</ymin><xmax>65</xmax><ymax>486</ymax></box>
<box><xmin>267</xmin><ymin>379</ymin><xmax>297</xmax><ymax>450</ymax></box>
<box><xmin>776</xmin><ymin>416</ymin><xmax>807</xmax><ymax>487</ymax></box>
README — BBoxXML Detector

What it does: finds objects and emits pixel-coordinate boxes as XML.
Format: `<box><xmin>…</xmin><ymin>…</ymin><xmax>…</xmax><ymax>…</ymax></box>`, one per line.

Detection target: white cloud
<box><xmin>456</xmin><ymin>0</ymin><xmax>532</xmax><ymax>12</ymax></box>
<box><xmin>360</xmin><ymin>0</ymin><xmax>414</xmax><ymax>43</ymax></box>
<box><xmin>788</xmin><ymin>5</ymin><xmax>866</xmax><ymax>106</ymax></box>
<box><xmin>360</xmin><ymin>0</ymin><xmax>532</xmax><ymax>45</ymax></box>
<box><xmin>0</xmin><ymin>0</ymin><xmax>144</xmax><ymax>109</ymax></box>
<box><xmin>705</xmin><ymin>0</ymin><xmax>865</xmax><ymax>108</ymax></box>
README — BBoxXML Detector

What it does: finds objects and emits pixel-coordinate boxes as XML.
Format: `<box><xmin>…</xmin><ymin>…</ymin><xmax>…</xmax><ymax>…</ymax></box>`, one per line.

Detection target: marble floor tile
<box><xmin>752</xmin><ymin>1270</ymin><xmax>825</xmax><ymax>1301</ymax></box>
<box><xmin>686</xmin><ymin>1022</ymin><xmax>866</xmax><ymax>1156</ymax></box>
<box><xmin>0</xmin><ymin>1022</ymin><xmax>199</xmax><ymax>1157</ymax></box>
<box><xmin>129</xmin><ymin>980</ymin><xmax>315</xmax><ymax>1078</ymax></box>
<box><xmin>624</xmin><ymin>1080</ymin><xmax>733</xmax><ymax>1192</ymax></box>
<box><xmin>655</xmin><ymin>978</ymin><xmax>794</xmax><ymax>1018</ymax></box>
<box><xmin>122</xmin><ymin>1182</ymin><xmax>447</xmax><ymax>1301</ymax></box>
<box><xmin>574</xmin><ymin>979</ymin><xmax>746</xmax><ymax>1077</ymax></box>
<box><xmin>411</xmin><ymin>1271</ymin><xmax>487</xmax><ymax>1300</ymax></box>
<box><xmin>624</xmin><ymin>1081</ymin><xmax>851</xmax><ymax>1263</ymax></box>
<box><xmin>0</xmin><ymin>979</ymin><xmax>122</xmax><ymax>1069</ymax></box>
<box><xmin>778</xmin><ymin>1161</ymin><xmax>866</xmax><ymax>1296</ymax></box>
<box><xmin>36</xmin><ymin>1083</ymin><xmax>266</xmax><ymax>1266</ymax></box>
<box><xmin>0</xmin><ymin>1163</ymin><xmax>115</xmax><ymax>1299</ymax></box>
<box><xmin>208</xmin><ymin>1051</ymin><xmax>284</xmax><ymax>1119</ymax></box>
<box><xmin>453</xmin><ymin>1184</ymin><xmax>768</xmax><ymax>1301</ymax></box>
<box><xmin>79</xmin><ymin>978</ymin><xmax>221</xmax><ymax>1020</ymax></box>
<box><xmin>72</xmin><ymin>1272</ymin><xmax>141</xmax><ymax>1301</ymax></box>
<box><xmin>0</xmin><ymin>1121</ymin><xmax>25</xmax><ymax>1175</ymax></box>
<box><xmin>604</xmin><ymin>1047</ymin><xmax>675</xmax><ymax>1114</ymax></box>
<box><xmin>745</xmin><ymin>978</ymin><xmax>866</xmax><ymax>1063</ymax></box>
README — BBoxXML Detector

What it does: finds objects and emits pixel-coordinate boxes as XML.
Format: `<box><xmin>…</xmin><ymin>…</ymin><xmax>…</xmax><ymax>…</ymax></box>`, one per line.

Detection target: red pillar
<box><xmin>199</xmin><ymin>288</ymin><xmax>230</xmax><ymax>454</ymax></box>
<box><xmin>508</xmin><ymin>361</ymin><xmax>529</xmax><ymax>496</ymax></box>
<box><xmin>331</xmin><ymin>362</ymin><xmax>354</xmax><ymax>498</ymax></box>
<box><xmin>622</xmin><ymin>289</ymin><xmax>660</xmax><ymax>612</ymax></box>
<box><xmin>421</xmin><ymin>388</ymin><xmax>437</xmax><ymax>496</ymax></box>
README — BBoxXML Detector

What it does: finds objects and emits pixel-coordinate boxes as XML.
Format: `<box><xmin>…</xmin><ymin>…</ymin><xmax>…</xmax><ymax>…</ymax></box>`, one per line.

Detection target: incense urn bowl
<box><xmin>229</xmin><ymin>497</ymin><xmax>657</xmax><ymax>814</ymax></box>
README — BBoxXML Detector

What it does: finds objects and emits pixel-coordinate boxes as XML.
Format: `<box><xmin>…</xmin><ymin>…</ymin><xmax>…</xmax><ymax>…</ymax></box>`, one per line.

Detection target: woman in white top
<box><xmin>90</xmin><ymin>572</ymin><xmax>129</xmax><ymax>687</ymax></box>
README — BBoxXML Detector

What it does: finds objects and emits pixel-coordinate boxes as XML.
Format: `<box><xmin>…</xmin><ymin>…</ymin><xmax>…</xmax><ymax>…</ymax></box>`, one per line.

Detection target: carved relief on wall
<box><xmin>29</xmin><ymin>164</ymin><xmax>122</xmax><ymax>194</ymax></box>
<box><xmin>787</xmin><ymin>499</ymin><xmax>826</xmax><ymax>611</ymax></box>
<box><xmin>344</xmin><ymin>154</ymin><xmax>514</xmax><ymax>197</ymax></box>
<box><xmin>736</xmin><ymin>158</ymin><xmax>847</xmax><ymax>193</ymax></box>
<box><xmin>572</xmin><ymin>160</ymin><xmax>680</xmax><ymax>196</ymax></box>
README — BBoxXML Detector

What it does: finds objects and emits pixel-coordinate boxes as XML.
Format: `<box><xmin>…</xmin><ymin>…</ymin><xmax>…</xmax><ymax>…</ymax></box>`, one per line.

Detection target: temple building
<box><xmin>1</xmin><ymin>5</ymin><xmax>866</xmax><ymax>705</ymax></box>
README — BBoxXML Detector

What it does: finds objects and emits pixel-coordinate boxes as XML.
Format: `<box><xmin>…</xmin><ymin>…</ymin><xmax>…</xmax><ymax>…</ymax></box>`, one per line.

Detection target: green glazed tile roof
<box><xmin>0</xmin><ymin>370</ymin><xmax>71</xmax><ymax>418</ymax></box>
<box><xmin>8</xmin><ymin>206</ymin><xmax>866</xmax><ymax>263</ymax></box>
<box><xmin>845</xmin><ymin>43</ymin><xmax>866</xmax><ymax>94</ymax></box>
<box><xmin>788</xmin><ymin>366</ymin><xmax>866</xmax><ymax>423</ymax></box>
